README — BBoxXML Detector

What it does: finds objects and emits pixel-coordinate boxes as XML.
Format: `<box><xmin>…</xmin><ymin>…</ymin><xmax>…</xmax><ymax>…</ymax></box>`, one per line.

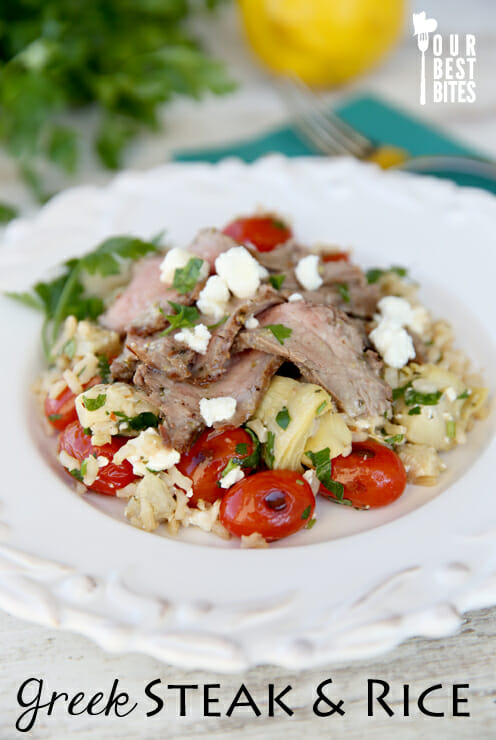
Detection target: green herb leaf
<box><xmin>62</xmin><ymin>338</ymin><xmax>76</xmax><ymax>359</ymax></box>
<box><xmin>366</xmin><ymin>266</ymin><xmax>408</xmax><ymax>284</ymax></box>
<box><xmin>46</xmin><ymin>125</ymin><xmax>78</xmax><ymax>173</ymax></box>
<box><xmin>69</xmin><ymin>468</ymin><xmax>83</xmax><ymax>483</ymax></box>
<box><xmin>316</xmin><ymin>401</ymin><xmax>327</xmax><ymax>416</ymax></box>
<box><xmin>173</xmin><ymin>257</ymin><xmax>205</xmax><ymax>295</ymax></box>
<box><xmin>301</xmin><ymin>505</ymin><xmax>311</xmax><ymax>520</ymax></box>
<box><xmin>220</xmin><ymin>459</ymin><xmax>239</xmax><ymax>479</ymax></box>
<box><xmin>269</xmin><ymin>274</ymin><xmax>286</xmax><ymax>290</ymax></box>
<box><xmin>457</xmin><ymin>390</ymin><xmax>470</xmax><ymax>400</ymax></box>
<box><xmin>408</xmin><ymin>406</ymin><xmax>422</xmax><ymax>416</ymax></box>
<box><xmin>305</xmin><ymin>448</ymin><xmax>351</xmax><ymax>505</ymax></box>
<box><xmin>391</xmin><ymin>266</ymin><xmax>408</xmax><ymax>278</ymax></box>
<box><xmin>0</xmin><ymin>202</ymin><xmax>18</xmax><ymax>223</ymax></box>
<box><xmin>4</xmin><ymin>291</ymin><xmax>43</xmax><ymax>311</ymax></box>
<box><xmin>384</xmin><ymin>433</ymin><xmax>404</xmax><ymax>446</ymax></box>
<box><xmin>114</xmin><ymin>411</ymin><xmax>160</xmax><ymax>431</ymax></box>
<box><xmin>235</xmin><ymin>443</ymin><xmax>248</xmax><ymax>455</ymax></box>
<box><xmin>275</xmin><ymin>406</ymin><xmax>291</xmax><ymax>430</ymax></box>
<box><xmin>263</xmin><ymin>430</ymin><xmax>275</xmax><ymax>469</ymax></box>
<box><xmin>337</xmin><ymin>283</ymin><xmax>350</xmax><ymax>303</ymax></box>
<box><xmin>266</xmin><ymin>324</ymin><xmax>292</xmax><ymax>346</ymax></box>
<box><xmin>305</xmin><ymin>518</ymin><xmax>317</xmax><ymax>530</ymax></box>
<box><xmin>404</xmin><ymin>388</ymin><xmax>442</xmax><ymax>407</ymax></box>
<box><xmin>82</xmin><ymin>393</ymin><xmax>106</xmax><ymax>411</ymax></box>
<box><xmin>271</xmin><ymin>219</ymin><xmax>288</xmax><ymax>230</ymax></box>
<box><xmin>207</xmin><ymin>315</ymin><xmax>229</xmax><ymax>331</ymax></box>
<box><xmin>48</xmin><ymin>413</ymin><xmax>62</xmax><ymax>422</ymax></box>
<box><xmin>241</xmin><ymin>427</ymin><xmax>261</xmax><ymax>469</ymax></box>
<box><xmin>160</xmin><ymin>301</ymin><xmax>200</xmax><ymax>336</ymax></box>
<box><xmin>97</xmin><ymin>355</ymin><xmax>112</xmax><ymax>384</ymax></box>
<box><xmin>446</xmin><ymin>420</ymin><xmax>456</xmax><ymax>439</ymax></box>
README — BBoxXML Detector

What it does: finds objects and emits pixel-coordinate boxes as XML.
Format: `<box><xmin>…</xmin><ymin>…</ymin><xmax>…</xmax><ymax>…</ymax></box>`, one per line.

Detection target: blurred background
<box><xmin>0</xmin><ymin>0</ymin><xmax>495</xmax><ymax>215</ymax></box>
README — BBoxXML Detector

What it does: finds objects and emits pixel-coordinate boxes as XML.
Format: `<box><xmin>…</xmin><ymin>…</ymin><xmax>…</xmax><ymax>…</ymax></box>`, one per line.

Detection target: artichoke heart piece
<box><xmin>304</xmin><ymin>411</ymin><xmax>352</xmax><ymax>465</ymax></box>
<box><xmin>253</xmin><ymin>376</ymin><xmax>351</xmax><ymax>470</ymax></box>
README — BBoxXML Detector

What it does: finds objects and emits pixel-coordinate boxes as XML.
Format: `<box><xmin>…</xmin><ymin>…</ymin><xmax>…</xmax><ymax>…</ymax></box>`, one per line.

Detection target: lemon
<box><xmin>238</xmin><ymin>0</ymin><xmax>405</xmax><ymax>87</ymax></box>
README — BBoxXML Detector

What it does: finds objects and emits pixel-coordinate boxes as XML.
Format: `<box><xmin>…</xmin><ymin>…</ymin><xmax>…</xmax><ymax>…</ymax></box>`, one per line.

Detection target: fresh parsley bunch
<box><xmin>0</xmin><ymin>0</ymin><xmax>234</xmax><ymax>202</ymax></box>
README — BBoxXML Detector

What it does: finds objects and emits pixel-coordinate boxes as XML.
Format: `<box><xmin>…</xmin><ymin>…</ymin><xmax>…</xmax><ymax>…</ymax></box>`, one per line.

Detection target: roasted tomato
<box><xmin>219</xmin><ymin>470</ymin><xmax>315</xmax><ymax>541</ymax></box>
<box><xmin>321</xmin><ymin>251</ymin><xmax>350</xmax><ymax>263</ymax></box>
<box><xmin>45</xmin><ymin>375</ymin><xmax>101</xmax><ymax>431</ymax></box>
<box><xmin>223</xmin><ymin>215</ymin><xmax>292</xmax><ymax>253</ymax></box>
<box><xmin>176</xmin><ymin>428</ymin><xmax>257</xmax><ymax>507</ymax></box>
<box><xmin>319</xmin><ymin>440</ymin><xmax>407</xmax><ymax>509</ymax></box>
<box><xmin>58</xmin><ymin>421</ymin><xmax>137</xmax><ymax>495</ymax></box>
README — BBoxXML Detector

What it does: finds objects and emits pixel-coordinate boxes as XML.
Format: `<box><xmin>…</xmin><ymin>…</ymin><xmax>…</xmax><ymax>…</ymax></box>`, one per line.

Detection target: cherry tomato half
<box><xmin>58</xmin><ymin>421</ymin><xmax>137</xmax><ymax>495</ymax></box>
<box><xmin>45</xmin><ymin>375</ymin><xmax>101</xmax><ymax>431</ymax></box>
<box><xmin>319</xmin><ymin>440</ymin><xmax>407</xmax><ymax>509</ymax></box>
<box><xmin>219</xmin><ymin>470</ymin><xmax>315</xmax><ymax>541</ymax></box>
<box><xmin>321</xmin><ymin>251</ymin><xmax>350</xmax><ymax>263</ymax></box>
<box><xmin>223</xmin><ymin>215</ymin><xmax>292</xmax><ymax>253</ymax></box>
<box><xmin>177</xmin><ymin>428</ymin><xmax>256</xmax><ymax>507</ymax></box>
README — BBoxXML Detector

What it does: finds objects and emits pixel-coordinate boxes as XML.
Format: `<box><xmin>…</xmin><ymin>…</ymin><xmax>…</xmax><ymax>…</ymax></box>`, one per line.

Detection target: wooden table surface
<box><xmin>1</xmin><ymin>2</ymin><xmax>495</xmax><ymax>738</ymax></box>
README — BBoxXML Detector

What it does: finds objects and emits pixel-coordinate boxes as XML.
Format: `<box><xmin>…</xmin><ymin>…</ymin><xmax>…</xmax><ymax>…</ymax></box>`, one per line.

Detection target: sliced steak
<box><xmin>293</xmin><ymin>282</ymin><xmax>380</xmax><ymax>319</ymax></box>
<box><xmin>111</xmin><ymin>346</ymin><xmax>139</xmax><ymax>383</ymax></box>
<box><xmin>192</xmin><ymin>284</ymin><xmax>284</xmax><ymax>382</ymax></box>
<box><xmin>248</xmin><ymin>240</ymin><xmax>307</xmax><ymax>273</ymax></box>
<box><xmin>134</xmin><ymin>350</ymin><xmax>282</xmax><ymax>451</ymax></box>
<box><xmin>235</xmin><ymin>302</ymin><xmax>391</xmax><ymax>418</ymax></box>
<box><xmin>188</xmin><ymin>228</ymin><xmax>238</xmax><ymax>269</ymax></box>
<box><xmin>126</xmin><ymin>332</ymin><xmax>196</xmax><ymax>381</ymax></box>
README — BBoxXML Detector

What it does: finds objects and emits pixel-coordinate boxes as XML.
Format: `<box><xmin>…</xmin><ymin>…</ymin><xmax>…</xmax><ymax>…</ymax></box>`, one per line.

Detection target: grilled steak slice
<box><xmin>293</xmin><ymin>282</ymin><xmax>380</xmax><ymax>319</ymax></box>
<box><xmin>235</xmin><ymin>302</ymin><xmax>391</xmax><ymax>418</ymax></box>
<box><xmin>188</xmin><ymin>228</ymin><xmax>238</xmax><ymax>269</ymax></box>
<box><xmin>134</xmin><ymin>350</ymin><xmax>282</xmax><ymax>451</ymax></box>
<box><xmin>193</xmin><ymin>284</ymin><xmax>284</xmax><ymax>382</ymax></box>
<box><xmin>111</xmin><ymin>346</ymin><xmax>139</xmax><ymax>382</ymax></box>
<box><xmin>248</xmin><ymin>241</ymin><xmax>307</xmax><ymax>273</ymax></box>
<box><xmin>126</xmin><ymin>332</ymin><xmax>196</xmax><ymax>380</ymax></box>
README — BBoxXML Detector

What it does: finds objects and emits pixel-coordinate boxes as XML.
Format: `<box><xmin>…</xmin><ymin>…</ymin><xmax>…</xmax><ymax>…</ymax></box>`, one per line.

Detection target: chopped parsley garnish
<box><xmin>235</xmin><ymin>443</ymin><xmax>248</xmax><ymax>455</ymax></box>
<box><xmin>305</xmin><ymin>448</ymin><xmax>351</xmax><ymax>505</ymax></box>
<box><xmin>6</xmin><ymin>235</ymin><xmax>160</xmax><ymax>360</ymax></box>
<box><xmin>305</xmin><ymin>518</ymin><xmax>317</xmax><ymax>530</ymax></box>
<box><xmin>97</xmin><ymin>355</ymin><xmax>112</xmax><ymax>383</ymax></box>
<box><xmin>296</xmin><ymin>479</ymin><xmax>304</xmax><ymax>486</ymax></box>
<box><xmin>62</xmin><ymin>337</ymin><xmax>76</xmax><ymax>359</ymax></box>
<box><xmin>80</xmin><ymin>459</ymin><xmax>89</xmax><ymax>477</ymax></box>
<box><xmin>384</xmin><ymin>433</ymin><xmax>404</xmax><ymax>446</ymax></box>
<box><xmin>446</xmin><ymin>420</ymin><xmax>456</xmax><ymax>439</ymax></box>
<box><xmin>301</xmin><ymin>505</ymin><xmax>311</xmax><ymax>520</ymax></box>
<box><xmin>48</xmin><ymin>414</ymin><xmax>62</xmax><ymax>422</ymax></box>
<box><xmin>266</xmin><ymin>324</ymin><xmax>292</xmax><ymax>346</ymax></box>
<box><xmin>220</xmin><ymin>458</ymin><xmax>240</xmax><ymax>479</ymax></box>
<box><xmin>69</xmin><ymin>468</ymin><xmax>83</xmax><ymax>482</ymax></box>
<box><xmin>82</xmin><ymin>427</ymin><xmax>92</xmax><ymax>435</ymax></box>
<box><xmin>404</xmin><ymin>387</ymin><xmax>442</xmax><ymax>407</ymax></box>
<box><xmin>275</xmin><ymin>406</ymin><xmax>291</xmax><ymax>430</ymax></box>
<box><xmin>0</xmin><ymin>202</ymin><xmax>18</xmax><ymax>224</ymax></box>
<box><xmin>337</xmin><ymin>283</ymin><xmax>350</xmax><ymax>303</ymax></box>
<box><xmin>269</xmin><ymin>274</ymin><xmax>286</xmax><ymax>290</ymax></box>
<box><xmin>160</xmin><ymin>301</ymin><xmax>199</xmax><ymax>336</ymax></box>
<box><xmin>263</xmin><ymin>431</ymin><xmax>275</xmax><ymax>469</ymax></box>
<box><xmin>366</xmin><ymin>265</ymin><xmax>408</xmax><ymax>284</ymax></box>
<box><xmin>408</xmin><ymin>406</ymin><xmax>421</xmax><ymax>415</ymax></box>
<box><xmin>241</xmin><ymin>427</ymin><xmax>261</xmax><ymax>469</ymax></box>
<box><xmin>82</xmin><ymin>393</ymin><xmax>106</xmax><ymax>411</ymax></box>
<box><xmin>207</xmin><ymin>315</ymin><xmax>229</xmax><ymax>331</ymax></box>
<box><xmin>457</xmin><ymin>390</ymin><xmax>470</xmax><ymax>400</ymax></box>
<box><xmin>114</xmin><ymin>411</ymin><xmax>160</xmax><ymax>431</ymax></box>
<box><xmin>316</xmin><ymin>401</ymin><xmax>328</xmax><ymax>416</ymax></box>
<box><xmin>271</xmin><ymin>218</ymin><xmax>288</xmax><ymax>230</ymax></box>
<box><xmin>173</xmin><ymin>257</ymin><xmax>205</xmax><ymax>295</ymax></box>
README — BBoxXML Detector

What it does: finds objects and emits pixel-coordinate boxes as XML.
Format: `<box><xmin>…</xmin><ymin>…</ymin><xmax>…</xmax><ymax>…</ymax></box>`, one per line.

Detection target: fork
<box><xmin>417</xmin><ymin>31</ymin><xmax>429</xmax><ymax>106</ymax></box>
<box><xmin>278</xmin><ymin>75</ymin><xmax>408</xmax><ymax>168</ymax></box>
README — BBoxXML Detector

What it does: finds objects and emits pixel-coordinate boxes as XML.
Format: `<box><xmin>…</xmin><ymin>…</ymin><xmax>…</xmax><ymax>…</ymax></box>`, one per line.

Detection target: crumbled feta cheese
<box><xmin>175</xmin><ymin>323</ymin><xmax>211</xmax><ymax>354</ymax></box>
<box><xmin>370</xmin><ymin>322</ymin><xmax>415</xmax><ymax>369</ymax></box>
<box><xmin>113</xmin><ymin>428</ymin><xmax>180</xmax><ymax>476</ymax></box>
<box><xmin>245</xmin><ymin>315</ymin><xmax>259</xmax><ymax>329</ymax></box>
<box><xmin>256</xmin><ymin>263</ymin><xmax>269</xmax><ymax>280</ymax></box>
<box><xmin>295</xmin><ymin>254</ymin><xmax>323</xmax><ymax>291</ymax></box>
<box><xmin>200</xmin><ymin>396</ymin><xmax>237</xmax><ymax>426</ymax></box>
<box><xmin>160</xmin><ymin>247</ymin><xmax>208</xmax><ymax>285</ymax></box>
<box><xmin>303</xmin><ymin>469</ymin><xmax>320</xmax><ymax>495</ymax></box>
<box><xmin>377</xmin><ymin>296</ymin><xmax>414</xmax><ymax>326</ymax></box>
<box><xmin>444</xmin><ymin>387</ymin><xmax>457</xmax><ymax>402</ymax></box>
<box><xmin>197</xmin><ymin>275</ymin><xmax>230</xmax><ymax>320</ymax></box>
<box><xmin>220</xmin><ymin>465</ymin><xmax>244</xmax><ymax>489</ymax></box>
<box><xmin>288</xmin><ymin>292</ymin><xmax>303</xmax><ymax>302</ymax></box>
<box><xmin>409</xmin><ymin>306</ymin><xmax>431</xmax><ymax>336</ymax></box>
<box><xmin>215</xmin><ymin>246</ymin><xmax>261</xmax><ymax>298</ymax></box>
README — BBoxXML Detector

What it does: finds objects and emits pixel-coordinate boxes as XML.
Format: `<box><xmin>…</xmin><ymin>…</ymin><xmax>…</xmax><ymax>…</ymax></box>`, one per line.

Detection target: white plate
<box><xmin>0</xmin><ymin>156</ymin><xmax>495</xmax><ymax>672</ymax></box>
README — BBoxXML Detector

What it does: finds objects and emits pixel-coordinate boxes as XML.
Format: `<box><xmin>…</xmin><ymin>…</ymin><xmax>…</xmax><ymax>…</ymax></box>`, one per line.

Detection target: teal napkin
<box><xmin>174</xmin><ymin>93</ymin><xmax>496</xmax><ymax>194</ymax></box>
